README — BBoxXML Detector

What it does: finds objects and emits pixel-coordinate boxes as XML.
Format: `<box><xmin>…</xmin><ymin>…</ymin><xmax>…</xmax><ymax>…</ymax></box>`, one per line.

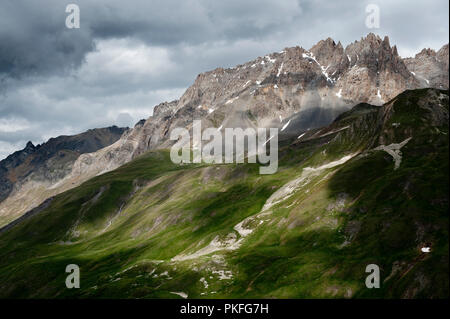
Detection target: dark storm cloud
<box><xmin>0</xmin><ymin>0</ymin><xmax>302</xmax><ymax>80</ymax></box>
<box><xmin>0</xmin><ymin>0</ymin><xmax>94</xmax><ymax>79</ymax></box>
<box><xmin>0</xmin><ymin>0</ymin><xmax>448</xmax><ymax>159</ymax></box>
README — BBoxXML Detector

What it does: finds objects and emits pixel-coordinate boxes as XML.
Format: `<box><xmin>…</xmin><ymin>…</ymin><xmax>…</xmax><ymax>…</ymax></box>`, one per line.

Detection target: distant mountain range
<box><xmin>0</xmin><ymin>126</ymin><xmax>127</xmax><ymax>226</ymax></box>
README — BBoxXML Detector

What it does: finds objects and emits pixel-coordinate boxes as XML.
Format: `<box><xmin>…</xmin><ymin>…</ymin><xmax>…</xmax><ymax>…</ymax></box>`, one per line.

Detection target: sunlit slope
<box><xmin>0</xmin><ymin>88</ymin><xmax>447</xmax><ymax>298</ymax></box>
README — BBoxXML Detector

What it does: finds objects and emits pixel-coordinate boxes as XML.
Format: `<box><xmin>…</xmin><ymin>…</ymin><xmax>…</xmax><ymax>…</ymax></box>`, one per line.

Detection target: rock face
<box><xmin>403</xmin><ymin>44</ymin><xmax>449</xmax><ymax>89</ymax></box>
<box><xmin>110</xmin><ymin>33</ymin><xmax>447</xmax><ymax>160</ymax></box>
<box><xmin>0</xmin><ymin>126</ymin><xmax>127</xmax><ymax>226</ymax></box>
<box><xmin>1</xmin><ymin>33</ymin><xmax>448</xmax><ymax>227</ymax></box>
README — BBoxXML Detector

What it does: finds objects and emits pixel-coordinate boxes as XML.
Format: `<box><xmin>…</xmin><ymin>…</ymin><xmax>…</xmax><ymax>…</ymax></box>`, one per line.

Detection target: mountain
<box><xmin>404</xmin><ymin>44</ymin><xmax>449</xmax><ymax>89</ymax></box>
<box><xmin>0</xmin><ymin>88</ymin><xmax>447</xmax><ymax>298</ymax></box>
<box><xmin>0</xmin><ymin>33</ymin><xmax>448</xmax><ymax>238</ymax></box>
<box><xmin>0</xmin><ymin>126</ymin><xmax>127</xmax><ymax>227</ymax></box>
<box><xmin>60</xmin><ymin>34</ymin><xmax>449</xmax><ymax>179</ymax></box>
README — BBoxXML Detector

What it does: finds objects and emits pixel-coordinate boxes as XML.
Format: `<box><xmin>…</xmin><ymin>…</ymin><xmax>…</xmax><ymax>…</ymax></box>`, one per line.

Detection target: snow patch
<box><xmin>265</xmin><ymin>55</ymin><xmax>276</xmax><ymax>63</ymax></box>
<box><xmin>263</xmin><ymin>134</ymin><xmax>275</xmax><ymax>146</ymax></box>
<box><xmin>225</xmin><ymin>96</ymin><xmax>239</xmax><ymax>105</ymax></box>
<box><xmin>302</xmin><ymin>52</ymin><xmax>335</xmax><ymax>83</ymax></box>
<box><xmin>297</xmin><ymin>132</ymin><xmax>306</xmax><ymax>140</ymax></box>
<box><xmin>212</xmin><ymin>270</ymin><xmax>233</xmax><ymax>280</ymax></box>
<box><xmin>281</xmin><ymin>120</ymin><xmax>291</xmax><ymax>132</ymax></box>
<box><xmin>316</xmin><ymin>126</ymin><xmax>350</xmax><ymax>138</ymax></box>
<box><xmin>374</xmin><ymin>137</ymin><xmax>412</xmax><ymax>170</ymax></box>
<box><xmin>277</xmin><ymin>62</ymin><xmax>284</xmax><ymax>77</ymax></box>
<box><xmin>170</xmin><ymin>292</ymin><xmax>188</xmax><ymax>299</ymax></box>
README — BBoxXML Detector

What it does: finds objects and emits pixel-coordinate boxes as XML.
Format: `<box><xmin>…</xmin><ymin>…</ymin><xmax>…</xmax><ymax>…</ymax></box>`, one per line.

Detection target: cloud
<box><xmin>0</xmin><ymin>0</ymin><xmax>94</xmax><ymax>80</ymax></box>
<box><xmin>115</xmin><ymin>112</ymin><xmax>134</xmax><ymax>128</ymax></box>
<box><xmin>0</xmin><ymin>0</ymin><xmax>448</xmax><ymax>159</ymax></box>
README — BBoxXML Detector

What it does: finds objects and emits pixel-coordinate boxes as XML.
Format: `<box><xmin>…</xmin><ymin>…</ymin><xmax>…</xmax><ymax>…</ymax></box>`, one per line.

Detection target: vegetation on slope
<box><xmin>0</xmin><ymin>89</ymin><xmax>447</xmax><ymax>299</ymax></box>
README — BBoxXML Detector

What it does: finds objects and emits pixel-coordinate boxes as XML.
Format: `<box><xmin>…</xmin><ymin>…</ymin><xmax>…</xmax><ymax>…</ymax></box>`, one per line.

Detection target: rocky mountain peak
<box><xmin>382</xmin><ymin>35</ymin><xmax>391</xmax><ymax>48</ymax></box>
<box><xmin>416</xmin><ymin>48</ymin><xmax>437</xmax><ymax>58</ymax></box>
<box><xmin>24</xmin><ymin>141</ymin><xmax>36</xmax><ymax>151</ymax></box>
<box><xmin>345</xmin><ymin>33</ymin><xmax>403</xmax><ymax>69</ymax></box>
<box><xmin>403</xmin><ymin>43</ymin><xmax>449</xmax><ymax>89</ymax></box>
<box><xmin>152</xmin><ymin>100</ymin><xmax>179</xmax><ymax>118</ymax></box>
<box><xmin>134</xmin><ymin>119</ymin><xmax>147</xmax><ymax>128</ymax></box>
<box><xmin>392</xmin><ymin>45</ymin><xmax>399</xmax><ymax>57</ymax></box>
<box><xmin>310</xmin><ymin>37</ymin><xmax>344</xmax><ymax>63</ymax></box>
<box><xmin>437</xmin><ymin>43</ymin><xmax>449</xmax><ymax>58</ymax></box>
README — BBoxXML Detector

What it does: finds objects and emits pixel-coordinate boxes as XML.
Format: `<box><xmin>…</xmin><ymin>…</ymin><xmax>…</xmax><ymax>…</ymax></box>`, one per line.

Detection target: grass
<box><xmin>0</xmin><ymin>88</ymin><xmax>447</xmax><ymax>299</ymax></box>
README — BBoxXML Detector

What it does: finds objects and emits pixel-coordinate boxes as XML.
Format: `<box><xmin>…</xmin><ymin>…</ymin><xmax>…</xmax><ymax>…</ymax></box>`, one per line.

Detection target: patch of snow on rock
<box><xmin>212</xmin><ymin>270</ymin><xmax>233</xmax><ymax>280</ymax></box>
<box><xmin>265</xmin><ymin>55</ymin><xmax>276</xmax><ymax>63</ymax></box>
<box><xmin>170</xmin><ymin>292</ymin><xmax>188</xmax><ymax>299</ymax></box>
<box><xmin>281</xmin><ymin>120</ymin><xmax>291</xmax><ymax>132</ymax></box>
<box><xmin>225</xmin><ymin>96</ymin><xmax>239</xmax><ymax>105</ymax></box>
<box><xmin>277</xmin><ymin>62</ymin><xmax>284</xmax><ymax>77</ymax></box>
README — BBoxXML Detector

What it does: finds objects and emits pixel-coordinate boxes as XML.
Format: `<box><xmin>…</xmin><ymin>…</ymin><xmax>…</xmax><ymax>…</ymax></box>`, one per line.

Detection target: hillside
<box><xmin>0</xmin><ymin>88</ymin><xmax>447</xmax><ymax>298</ymax></box>
<box><xmin>0</xmin><ymin>126</ymin><xmax>127</xmax><ymax>227</ymax></box>
<box><xmin>2</xmin><ymin>34</ymin><xmax>447</xmax><ymax>230</ymax></box>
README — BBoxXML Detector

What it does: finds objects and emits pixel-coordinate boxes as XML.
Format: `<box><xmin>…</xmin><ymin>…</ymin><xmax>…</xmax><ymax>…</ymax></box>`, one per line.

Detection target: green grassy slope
<box><xmin>0</xmin><ymin>88</ymin><xmax>448</xmax><ymax>298</ymax></box>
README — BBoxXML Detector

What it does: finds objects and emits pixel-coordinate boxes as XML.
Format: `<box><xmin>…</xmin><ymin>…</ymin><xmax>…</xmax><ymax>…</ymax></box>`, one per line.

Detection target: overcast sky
<box><xmin>0</xmin><ymin>0</ymin><xmax>448</xmax><ymax>159</ymax></box>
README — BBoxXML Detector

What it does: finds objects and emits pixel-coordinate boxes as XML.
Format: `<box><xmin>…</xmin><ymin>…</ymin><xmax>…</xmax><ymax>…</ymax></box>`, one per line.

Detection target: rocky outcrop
<box><xmin>339</xmin><ymin>34</ymin><xmax>419</xmax><ymax>103</ymax></box>
<box><xmin>0</xmin><ymin>126</ymin><xmax>127</xmax><ymax>227</ymax></box>
<box><xmin>403</xmin><ymin>44</ymin><xmax>449</xmax><ymax>89</ymax></box>
<box><xmin>47</xmin><ymin>35</ymin><xmax>447</xmax><ymax>196</ymax></box>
